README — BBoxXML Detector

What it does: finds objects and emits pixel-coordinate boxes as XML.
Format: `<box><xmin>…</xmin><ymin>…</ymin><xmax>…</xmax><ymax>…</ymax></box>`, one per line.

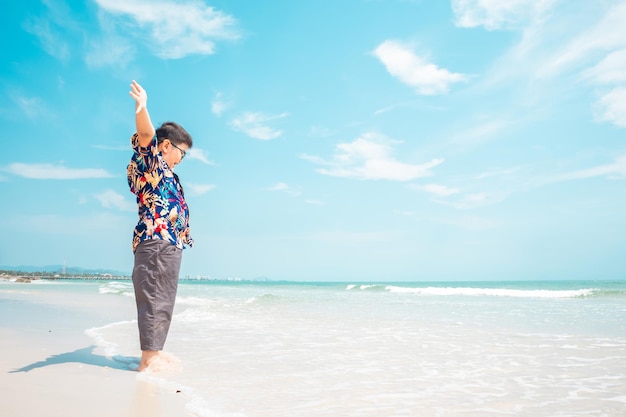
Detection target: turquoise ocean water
<box><xmin>6</xmin><ymin>278</ymin><xmax>626</xmax><ymax>416</ymax></box>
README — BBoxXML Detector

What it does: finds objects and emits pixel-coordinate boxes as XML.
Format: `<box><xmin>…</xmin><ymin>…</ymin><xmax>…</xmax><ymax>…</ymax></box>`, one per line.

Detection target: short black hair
<box><xmin>156</xmin><ymin>121</ymin><xmax>193</xmax><ymax>148</ymax></box>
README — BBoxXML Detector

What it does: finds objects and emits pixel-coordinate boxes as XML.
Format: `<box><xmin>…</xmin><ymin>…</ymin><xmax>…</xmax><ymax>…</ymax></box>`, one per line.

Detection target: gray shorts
<box><xmin>131</xmin><ymin>239</ymin><xmax>183</xmax><ymax>351</ymax></box>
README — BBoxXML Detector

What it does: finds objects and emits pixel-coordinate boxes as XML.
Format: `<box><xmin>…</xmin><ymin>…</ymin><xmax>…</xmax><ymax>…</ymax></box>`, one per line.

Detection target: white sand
<box><xmin>0</xmin><ymin>282</ymin><xmax>192</xmax><ymax>417</ymax></box>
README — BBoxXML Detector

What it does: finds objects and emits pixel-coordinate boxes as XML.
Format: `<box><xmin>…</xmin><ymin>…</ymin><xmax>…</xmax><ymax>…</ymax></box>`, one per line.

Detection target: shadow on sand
<box><xmin>9</xmin><ymin>346</ymin><xmax>139</xmax><ymax>373</ymax></box>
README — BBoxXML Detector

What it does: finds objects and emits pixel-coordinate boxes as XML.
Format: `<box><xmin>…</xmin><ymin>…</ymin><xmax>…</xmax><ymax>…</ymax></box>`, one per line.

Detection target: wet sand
<box><xmin>0</xmin><ymin>281</ymin><xmax>191</xmax><ymax>417</ymax></box>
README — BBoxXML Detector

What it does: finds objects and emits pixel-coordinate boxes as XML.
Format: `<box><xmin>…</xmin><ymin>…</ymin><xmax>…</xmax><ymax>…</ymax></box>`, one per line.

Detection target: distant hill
<box><xmin>0</xmin><ymin>265</ymin><xmax>129</xmax><ymax>276</ymax></box>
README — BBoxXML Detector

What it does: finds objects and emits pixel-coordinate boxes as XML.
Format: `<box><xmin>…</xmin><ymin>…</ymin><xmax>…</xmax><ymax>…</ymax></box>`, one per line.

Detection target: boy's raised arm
<box><xmin>129</xmin><ymin>80</ymin><xmax>156</xmax><ymax>147</ymax></box>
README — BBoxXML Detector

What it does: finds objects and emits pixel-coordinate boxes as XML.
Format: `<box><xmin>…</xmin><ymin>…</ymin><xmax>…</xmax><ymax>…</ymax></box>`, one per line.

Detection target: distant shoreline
<box><xmin>0</xmin><ymin>271</ymin><xmax>131</xmax><ymax>282</ymax></box>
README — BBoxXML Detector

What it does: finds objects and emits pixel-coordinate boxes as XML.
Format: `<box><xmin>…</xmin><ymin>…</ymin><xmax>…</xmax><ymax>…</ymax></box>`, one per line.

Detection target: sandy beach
<box><xmin>0</xmin><ymin>281</ymin><xmax>191</xmax><ymax>417</ymax></box>
<box><xmin>2</xmin><ymin>278</ymin><xmax>625</xmax><ymax>417</ymax></box>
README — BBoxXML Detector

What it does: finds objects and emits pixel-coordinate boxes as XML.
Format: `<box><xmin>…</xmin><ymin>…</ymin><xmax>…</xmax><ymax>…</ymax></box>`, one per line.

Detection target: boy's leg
<box><xmin>132</xmin><ymin>239</ymin><xmax>182</xmax><ymax>371</ymax></box>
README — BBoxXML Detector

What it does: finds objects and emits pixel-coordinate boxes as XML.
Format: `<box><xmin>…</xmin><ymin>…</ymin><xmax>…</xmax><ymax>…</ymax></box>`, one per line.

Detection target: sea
<box><xmin>9</xmin><ymin>278</ymin><xmax>626</xmax><ymax>416</ymax></box>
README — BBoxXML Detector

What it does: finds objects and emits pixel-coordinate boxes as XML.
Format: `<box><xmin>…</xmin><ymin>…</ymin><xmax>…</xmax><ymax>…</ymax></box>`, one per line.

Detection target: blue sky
<box><xmin>1</xmin><ymin>0</ymin><xmax>625</xmax><ymax>281</ymax></box>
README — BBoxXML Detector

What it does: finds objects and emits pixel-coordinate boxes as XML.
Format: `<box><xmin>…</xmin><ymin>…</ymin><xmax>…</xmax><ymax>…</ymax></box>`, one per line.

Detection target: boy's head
<box><xmin>156</xmin><ymin>121</ymin><xmax>193</xmax><ymax>148</ymax></box>
<box><xmin>156</xmin><ymin>121</ymin><xmax>193</xmax><ymax>169</ymax></box>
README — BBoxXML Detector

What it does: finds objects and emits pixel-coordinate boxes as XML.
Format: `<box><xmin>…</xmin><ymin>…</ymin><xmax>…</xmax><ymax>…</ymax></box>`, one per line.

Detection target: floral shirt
<box><xmin>127</xmin><ymin>133</ymin><xmax>193</xmax><ymax>252</ymax></box>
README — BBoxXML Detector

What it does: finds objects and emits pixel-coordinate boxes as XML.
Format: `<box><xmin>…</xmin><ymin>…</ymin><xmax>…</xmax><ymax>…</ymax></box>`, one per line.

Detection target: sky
<box><xmin>1</xmin><ymin>0</ymin><xmax>625</xmax><ymax>281</ymax></box>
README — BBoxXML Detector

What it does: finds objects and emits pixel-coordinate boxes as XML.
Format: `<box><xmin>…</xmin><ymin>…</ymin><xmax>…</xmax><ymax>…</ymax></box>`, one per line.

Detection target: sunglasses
<box><xmin>167</xmin><ymin>140</ymin><xmax>186</xmax><ymax>159</ymax></box>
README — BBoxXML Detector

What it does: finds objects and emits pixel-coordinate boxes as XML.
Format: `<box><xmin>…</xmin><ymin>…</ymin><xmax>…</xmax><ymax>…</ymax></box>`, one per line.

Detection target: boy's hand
<box><xmin>129</xmin><ymin>80</ymin><xmax>148</xmax><ymax>114</ymax></box>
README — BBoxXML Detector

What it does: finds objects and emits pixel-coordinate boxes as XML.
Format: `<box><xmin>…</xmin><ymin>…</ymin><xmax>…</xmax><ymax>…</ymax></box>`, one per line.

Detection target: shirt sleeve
<box><xmin>130</xmin><ymin>133</ymin><xmax>159</xmax><ymax>174</ymax></box>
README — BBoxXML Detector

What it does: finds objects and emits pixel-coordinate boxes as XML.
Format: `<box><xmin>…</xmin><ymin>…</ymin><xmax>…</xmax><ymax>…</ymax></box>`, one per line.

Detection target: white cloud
<box><xmin>231</xmin><ymin>112</ymin><xmax>288</xmax><ymax>140</ymax></box>
<box><xmin>95</xmin><ymin>0</ymin><xmax>240</xmax><ymax>59</ymax></box>
<box><xmin>373</xmin><ymin>40</ymin><xmax>468</xmax><ymax>95</ymax></box>
<box><xmin>409</xmin><ymin>180</ymin><xmax>509</xmax><ymax>210</ymax></box>
<box><xmin>594</xmin><ymin>87</ymin><xmax>626</xmax><ymax>128</ymax></box>
<box><xmin>85</xmin><ymin>36</ymin><xmax>135</xmax><ymax>69</ymax></box>
<box><xmin>551</xmin><ymin>3</ymin><xmax>626</xmax><ymax>129</ymax></box>
<box><xmin>265</xmin><ymin>182</ymin><xmax>302</xmax><ymax>196</ymax></box>
<box><xmin>94</xmin><ymin>189</ymin><xmax>136</xmax><ymax>212</ymax></box>
<box><xmin>267</xmin><ymin>182</ymin><xmax>289</xmax><ymax>191</ymax></box>
<box><xmin>409</xmin><ymin>183</ymin><xmax>460</xmax><ymax>197</ymax></box>
<box><xmin>452</xmin><ymin>0</ymin><xmax>556</xmax><ymax>30</ymax></box>
<box><xmin>540</xmin><ymin>2</ymin><xmax>626</xmax><ymax>78</ymax></box>
<box><xmin>185</xmin><ymin>182</ymin><xmax>216</xmax><ymax>196</ymax></box>
<box><xmin>436</xmin><ymin>1</ymin><xmax>626</xmax><ymax>132</ymax></box>
<box><xmin>211</xmin><ymin>92</ymin><xmax>229</xmax><ymax>117</ymax></box>
<box><xmin>448</xmin><ymin>119</ymin><xmax>510</xmax><ymax>148</ymax></box>
<box><xmin>6</xmin><ymin>163</ymin><xmax>113</xmax><ymax>180</ymax></box>
<box><xmin>13</xmin><ymin>95</ymin><xmax>46</xmax><ymax>119</ymax></box>
<box><xmin>581</xmin><ymin>49</ymin><xmax>626</xmax><ymax>85</ymax></box>
<box><xmin>301</xmin><ymin>132</ymin><xmax>444</xmax><ymax>181</ymax></box>
<box><xmin>23</xmin><ymin>10</ymin><xmax>71</xmax><ymax>61</ymax></box>
<box><xmin>547</xmin><ymin>155</ymin><xmax>626</xmax><ymax>182</ymax></box>
<box><xmin>187</xmin><ymin>148</ymin><xmax>215</xmax><ymax>165</ymax></box>
<box><xmin>477</xmin><ymin>1</ymin><xmax>626</xmax><ymax>129</ymax></box>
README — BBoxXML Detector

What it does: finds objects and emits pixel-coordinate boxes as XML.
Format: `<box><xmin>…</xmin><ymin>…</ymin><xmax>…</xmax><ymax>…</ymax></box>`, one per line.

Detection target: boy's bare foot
<box><xmin>137</xmin><ymin>350</ymin><xmax>159</xmax><ymax>372</ymax></box>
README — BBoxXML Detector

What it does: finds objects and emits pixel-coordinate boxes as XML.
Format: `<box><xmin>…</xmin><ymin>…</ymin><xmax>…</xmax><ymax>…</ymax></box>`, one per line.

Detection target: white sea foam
<box><xmin>98</xmin><ymin>281</ymin><xmax>134</xmax><ymax>297</ymax></box>
<box><xmin>345</xmin><ymin>283</ymin><xmax>598</xmax><ymax>298</ymax></box>
<box><xmin>345</xmin><ymin>284</ymin><xmax>379</xmax><ymax>291</ymax></box>
<box><xmin>176</xmin><ymin>307</ymin><xmax>216</xmax><ymax>323</ymax></box>
<box><xmin>81</xmin><ymin>280</ymin><xmax>626</xmax><ymax>417</ymax></box>
<box><xmin>383</xmin><ymin>285</ymin><xmax>596</xmax><ymax>298</ymax></box>
<box><xmin>176</xmin><ymin>296</ymin><xmax>236</xmax><ymax>308</ymax></box>
<box><xmin>85</xmin><ymin>320</ymin><xmax>135</xmax><ymax>357</ymax></box>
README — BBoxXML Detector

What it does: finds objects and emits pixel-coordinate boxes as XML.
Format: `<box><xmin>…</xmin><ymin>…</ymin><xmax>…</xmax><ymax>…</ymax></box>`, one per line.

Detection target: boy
<box><xmin>127</xmin><ymin>80</ymin><xmax>194</xmax><ymax>371</ymax></box>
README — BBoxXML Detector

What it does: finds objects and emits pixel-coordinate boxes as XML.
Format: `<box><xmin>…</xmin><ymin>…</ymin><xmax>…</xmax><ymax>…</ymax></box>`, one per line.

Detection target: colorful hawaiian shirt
<box><xmin>127</xmin><ymin>133</ymin><xmax>193</xmax><ymax>252</ymax></box>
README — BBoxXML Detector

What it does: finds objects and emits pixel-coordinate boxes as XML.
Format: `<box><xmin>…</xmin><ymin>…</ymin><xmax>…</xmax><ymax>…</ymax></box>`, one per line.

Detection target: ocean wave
<box><xmin>177</xmin><ymin>296</ymin><xmax>213</xmax><ymax>306</ymax></box>
<box><xmin>346</xmin><ymin>284</ymin><xmax>598</xmax><ymax>298</ymax></box>
<box><xmin>345</xmin><ymin>284</ymin><xmax>387</xmax><ymax>292</ymax></box>
<box><xmin>245</xmin><ymin>293</ymin><xmax>280</xmax><ymax>304</ymax></box>
<box><xmin>99</xmin><ymin>281</ymin><xmax>134</xmax><ymax>297</ymax></box>
<box><xmin>175</xmin><ymin>307</ymin><xmax>216</xmax><ymax>323</ymax></box>
<box><xmin>85</xmin><ymin>320</ymin><xmax>135</xmax><ymax>357</ymax></box>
